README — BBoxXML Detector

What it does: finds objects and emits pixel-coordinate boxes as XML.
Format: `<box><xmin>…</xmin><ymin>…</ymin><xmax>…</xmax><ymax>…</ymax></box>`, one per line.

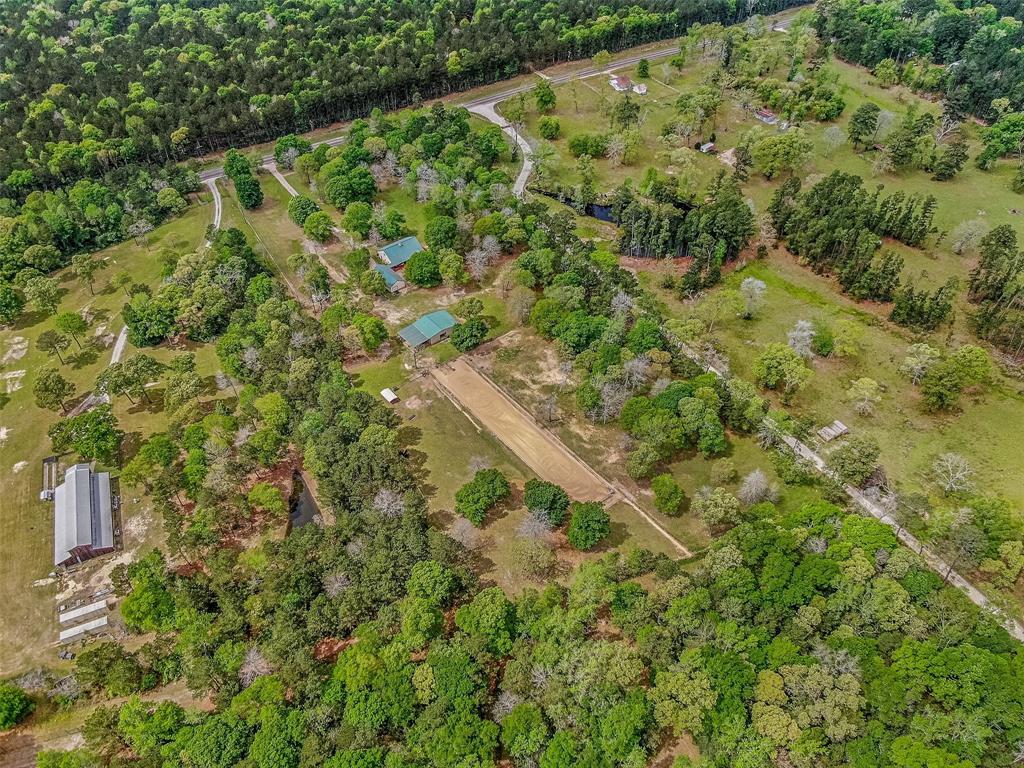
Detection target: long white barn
<box><xmin>53</xmin><ymin>464</ymin><xmax>115</xmax><ymax>567</ymax></box>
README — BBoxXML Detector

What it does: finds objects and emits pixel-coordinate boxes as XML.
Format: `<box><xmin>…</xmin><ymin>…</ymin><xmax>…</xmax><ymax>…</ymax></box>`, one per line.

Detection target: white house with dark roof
<box><xmin>53</xmin><ymin>463</ymin><xmax>115</xmax><ymax>567</ymax></box>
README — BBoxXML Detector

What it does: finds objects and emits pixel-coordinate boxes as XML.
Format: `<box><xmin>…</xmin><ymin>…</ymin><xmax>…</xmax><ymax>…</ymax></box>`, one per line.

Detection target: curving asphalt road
<box><xmin>196</xmin><ymin>12</ymin><xmax>799</xmax><ymax>192</ymax></box>
<box><xmin>196</xmin><ymin>39</ymin><xmax>688</xmax><ymax>187</ymax></box>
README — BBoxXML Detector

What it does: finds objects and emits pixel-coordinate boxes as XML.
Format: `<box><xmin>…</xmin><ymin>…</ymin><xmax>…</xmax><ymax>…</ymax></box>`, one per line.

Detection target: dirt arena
<box><xmin>431</xmin><ymin>358</ymin><xmax>612</xmax><ymax>502</ymax></box>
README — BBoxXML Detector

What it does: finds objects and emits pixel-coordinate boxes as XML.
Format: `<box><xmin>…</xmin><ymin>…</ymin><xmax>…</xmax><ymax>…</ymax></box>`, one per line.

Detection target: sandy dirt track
<box><xmin>431</xmin><ymin>358</ymin><xmax>613</xmax><ymax>502</ymax></box>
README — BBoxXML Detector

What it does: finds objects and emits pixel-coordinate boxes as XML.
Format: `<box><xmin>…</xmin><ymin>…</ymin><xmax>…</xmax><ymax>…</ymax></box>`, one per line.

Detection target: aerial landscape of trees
<box><xmin>5</xmin><ymin>1</ymin><xmax>1024</xmax><ymax>767</ymax></box>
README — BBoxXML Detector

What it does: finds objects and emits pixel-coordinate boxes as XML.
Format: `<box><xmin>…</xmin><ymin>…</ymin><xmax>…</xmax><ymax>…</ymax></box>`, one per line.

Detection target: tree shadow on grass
<box><xmin>479</xmin><ymin>484</ymin><xmax>523</xmax><ymax>527</ymax></box>
<box><xmin>12</xmin><ymin>310</ymin><xmax>50</xmax><ymax>331</ymax></box>
<box><xmin>120</xmin><ymin>430</ymin><xmax>144</xmax><ymax>464</ymax></box>
<box><xmin>68</xmin><ymin>348</ymin><xmax>100</xmax><ymax>372</ymax></box>
<box><xmin>200</xmin><ymin>374</ymin><xmax>225</xmax><ymax>397</ymax></box>
<box><xmin>125</xmin><ymin>388</ymin><xmax>166</xmax><ymax>416</ymax></box>
<box><xmin>396</xmin><ymin>424</ymin><xmax>422</xmax><ymax>450</ymax></box>
<box><xmin>404</xmin><ymin>448</ymin><xmax>437</xmax><ymax>499</ymax></box>
<box><xmin>600</xmin><ymin>519</ymin><xmax>630</xmax><ymax>551</ymax></box>
<box><xmin>88</xmin><ymin>307</ymin><xmax>112</xmax><ymax>326</ymax></box>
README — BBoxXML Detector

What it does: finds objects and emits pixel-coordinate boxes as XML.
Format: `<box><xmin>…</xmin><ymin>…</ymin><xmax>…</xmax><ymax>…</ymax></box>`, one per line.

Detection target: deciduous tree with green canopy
<box><xmin>523</xmin><ymin>479</ymin><xmax>570</xmax><ymax>526</ymax></box>
<box><xmin>405</xmin><ymin>250</ymin><xmax>441</xmax><ymax>287</ymax></box>
<box><xmin>450</xmin><ymin>317</ymin><xmax>488</xmax><ymax>351</ymax></box>
<box><xmin>567</xmin><ymin>501</ymin><xmax>610</xmax><ymax>550</ymax></box>
<box><xmin>287</xmin><ymin>195</ymin><xmax>320</xmax><ymax>227</ymax></box>
<box><xmin>0</xmin><ymin>283</ymin><xmax>25</xmax><ymax>325</ymax></box>
<box><xmin>303</xmin><ymin>211</ymin><xmax>335</xmax><ymax>243</ymax></box>
<box><xmin>120</xmin><ymin>550</ymin><xmax>177</xmax><ymax>634</ymax></box>
<box><xmin>54</xmin><ymin>311</ymin><xmax>88</xmax><ymax>349</ymax></box>
<box><xmin>0</xmin><ymin>683</ymin><xmax>32</xmax><ymax>730</ymax></box>
<box><xmin>34</xmin><ymin>367</ymin><xmax>74</xmax><ymax>412</ymax></box>
<box><xmin>48</xmin><ymin>404</ymin><xmax>122</xmax><ymax>465</ymax></box>
<box><xmin>454</xmin><ymin>586</ymin><xmax>516</xmax><ymax>655</ymax></box>
<box><xmin>454</xmin><ymin>468</ymin><xmax>510</xmax><ymax>525</ymax></box>
<box><xmin>424</xmin><ymin>215</ymin><xmax>459</xmax><ymax>251</ymax></box>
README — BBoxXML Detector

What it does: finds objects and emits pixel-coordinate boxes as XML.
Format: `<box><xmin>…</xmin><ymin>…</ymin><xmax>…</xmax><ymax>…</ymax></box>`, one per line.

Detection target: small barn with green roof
<box><xmin>373</xmin><ymin>263</ymin><xmax>406</xmax><ymax>293</ymax></box>
<box><xmin>398</xmin><ymin>310</ymin><xmax>458</xmax><ymax>349</ymax></box>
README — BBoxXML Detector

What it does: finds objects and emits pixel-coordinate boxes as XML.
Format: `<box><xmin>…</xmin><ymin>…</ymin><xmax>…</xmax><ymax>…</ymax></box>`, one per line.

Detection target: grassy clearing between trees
<box><xmin>344</xmin><ymin>361</ymin><xmax>679</xmax><ymax>594</ymax></box>
<box><xmin>476</xmin><ymin>329</ymin><xmax>710</xmax><ymax>552</ymax></box>
<box><xmin>643</xmin><ymin>256</ymin><xmax>1024</xmax><ymax>513</ymax></box>
<box><xmin>475</xmin><ymin>328</ymin><xmax>828</xmax><ymax>555</ymax></box>
<box><xmin>219</xmin><ymin>172</ymin><xmax>351</xmax><ymax>303</ymax></box>
<box><xmin>508</xmin><ymin>22</ymin><xmax>1024</xmax><ymax>303</ymax></box>
<box><xmin>0</xmin><ymin>201</ymin><xmax>215</xmax><ymax>674</ymax></box>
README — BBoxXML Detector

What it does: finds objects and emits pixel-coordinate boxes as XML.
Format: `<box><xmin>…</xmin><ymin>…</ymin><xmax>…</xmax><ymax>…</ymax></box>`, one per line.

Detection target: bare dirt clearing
<box><xmin>431</xmin><ymin>358</ymin><xmax>612</xmax><ymax>502</ymax></box>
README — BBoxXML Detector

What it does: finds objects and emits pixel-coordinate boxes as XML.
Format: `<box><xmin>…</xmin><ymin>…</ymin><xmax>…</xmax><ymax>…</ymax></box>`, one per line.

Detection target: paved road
<box><xmin>196</xmin><ymin>40</ymin><xmax>684</xmax><ymax>185</ymax></box>
<box><xmin>204</xmin><ymin>178</ymin><xmax>222</xmax><ymax>229</ymax></box>
<box><xmin>68</xmin><ymin>326</ymin><xmax>129</xmax><ymax>417</ymax></box>
<box><xmin>195</xmin><ymin>6</ymin><xmax>805</xmax><ymax>186</ymax></box>
<box><xmin>468</xmin><ymin>101</ymin><xmax>533</xmax><ymax>196</ymax></box>
<box><xmin>264</xmin><ymin>163</ymin><xmax>299</xmax><ymax>197</ymax></box>
<box><xmin>196</xmin><ymin>12</ymin><xmax>800</xmax><ymax>192</ymax></box>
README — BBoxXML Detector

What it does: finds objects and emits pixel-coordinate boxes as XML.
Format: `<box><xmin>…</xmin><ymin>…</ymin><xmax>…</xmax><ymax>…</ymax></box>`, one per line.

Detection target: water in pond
<box><xmin>288</xmin><ymin>471</ymin><xmax>320</xmax><ymax>531</ymax></box>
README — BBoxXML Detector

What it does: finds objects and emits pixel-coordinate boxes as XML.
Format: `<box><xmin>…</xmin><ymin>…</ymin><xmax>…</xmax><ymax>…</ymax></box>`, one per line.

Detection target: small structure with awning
<box><xmin>398</xmin><ymin>310</ymin><xmax>458</xmax><ymax>350</ymax></box>
<box><xmin>373</xmin><ymin>263</ymin><xmax>406</xmax><ymax>293</ymax></box>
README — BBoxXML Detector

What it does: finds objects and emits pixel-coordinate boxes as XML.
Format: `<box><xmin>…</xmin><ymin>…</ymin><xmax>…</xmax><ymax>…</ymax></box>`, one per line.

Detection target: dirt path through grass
<box><xmin>431</xmin><ymin>357</ymin><xmax>692</xmax><ymax>555</ymax></box>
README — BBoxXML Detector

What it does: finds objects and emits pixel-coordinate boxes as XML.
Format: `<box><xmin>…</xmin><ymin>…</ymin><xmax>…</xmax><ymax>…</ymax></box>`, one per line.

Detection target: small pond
<box><xmin>288</xmin><ymin>472</ymin><xmax>320</xmax><ymax>531</ymax></box>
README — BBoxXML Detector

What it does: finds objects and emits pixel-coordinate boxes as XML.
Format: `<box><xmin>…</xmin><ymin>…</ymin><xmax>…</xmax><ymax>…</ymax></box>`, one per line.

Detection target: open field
<box><xmin>506</xmin><ymin>25</ymin><xmax>1024</xmax><ymax>314</ymax></box>
<box><xmin>432</xmin><ymin>357</ymin><xmax>612</xmax><ymax>501</ymax></box>
<box><xmin>497</xmin><ymin>13</ymin><xmax>1024</xmax><ymax>552</ymax></box>
<box><xmin>0</xmin><ymin>200</ymin><xmax>216</xmax><ymax>673</ymax></box>
<box><xmin>642</xmin><ymin>255</ymin><xmax>1024</xmax><ymax>512</ymax></box>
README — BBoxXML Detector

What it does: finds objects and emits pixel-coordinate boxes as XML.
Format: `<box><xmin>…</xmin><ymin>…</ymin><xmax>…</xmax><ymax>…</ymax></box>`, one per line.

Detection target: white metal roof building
<box><xmin>59</xmin><ymin>615</ymin><xmax>109</xmax><ymax>643</ymax></box>
<box><xmin>53</xmin><ymin>464</ymin><xmax>115</xmax><ymax>567</ymax></box>
<box><xmin>58</xmin><ymin>599</ymin><xmax>110</xmax><ymax>625</ymax></box>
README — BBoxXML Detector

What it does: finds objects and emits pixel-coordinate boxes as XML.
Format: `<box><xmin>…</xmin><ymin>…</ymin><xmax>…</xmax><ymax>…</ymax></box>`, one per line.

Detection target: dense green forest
<box><xmin>7</xmin><ymin>2</ymin><xmax>1024</xmax><ymax>766</ymax></box>
<box><xmin>0</xmin><ymin>0</ymin><xmax>809</xmax><ymax>314</ymax></box>
<box><xmin>0</xmin><ymin>0</ymin><xmax>805</xmax><ymax>196</ymax></box>
<box><xmin>816</xmin><ymin>0</ymin><xmax>1024</xmax><ymax>117</ymax></box>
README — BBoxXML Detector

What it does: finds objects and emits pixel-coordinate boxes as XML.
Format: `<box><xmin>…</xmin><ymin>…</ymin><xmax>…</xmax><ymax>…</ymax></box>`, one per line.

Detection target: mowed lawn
<box><xmin>0</xmin><ymin>200</ymin><xmax>214</xmax><ymax>674</ymax></box>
